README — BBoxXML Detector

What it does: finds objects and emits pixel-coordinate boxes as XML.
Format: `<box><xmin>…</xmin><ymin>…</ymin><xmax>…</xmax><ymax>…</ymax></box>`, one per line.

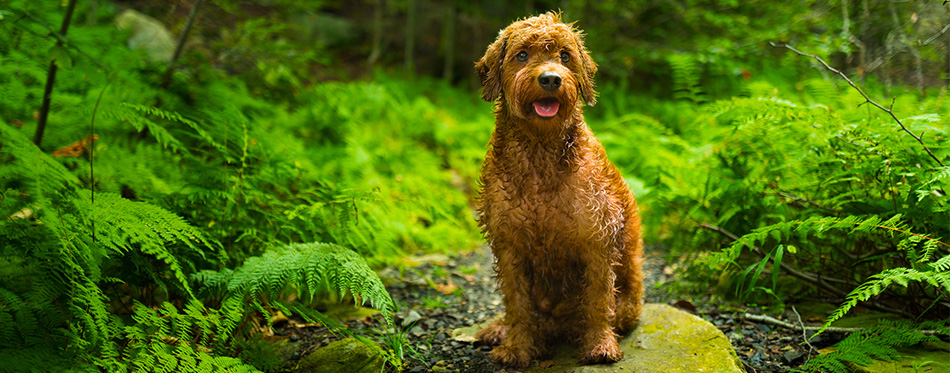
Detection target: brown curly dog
<box><xmin>473</xmin><ymin>12</ymin><xmax>644</xmax><ymax>368</ymax></box>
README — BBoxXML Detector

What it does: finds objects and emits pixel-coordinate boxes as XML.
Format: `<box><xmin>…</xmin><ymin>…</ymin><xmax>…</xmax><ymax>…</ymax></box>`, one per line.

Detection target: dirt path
<box><xmin>279</xmin><ymin>244</ymin><xmax>823</xmax><ymax>372</ymax></box>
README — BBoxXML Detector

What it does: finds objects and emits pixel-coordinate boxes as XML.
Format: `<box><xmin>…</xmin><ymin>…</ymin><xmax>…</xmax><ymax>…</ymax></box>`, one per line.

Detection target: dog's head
<box><xmin>476</xmin><ymin>12</ymin><xmax>597</xmax><ymax>123</ymax></box>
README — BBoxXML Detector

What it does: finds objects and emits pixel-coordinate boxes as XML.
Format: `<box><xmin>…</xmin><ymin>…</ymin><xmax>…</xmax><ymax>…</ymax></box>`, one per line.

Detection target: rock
<box><xmin>115</xmin><ymin>10</ymin><xmax>175</xmax><ymax>62</ymax></box>
<box><xmin>783</xmin><ymin>350</ymin><xmax>805</xmax><ymax>363</ymax></box>
<box><xmin>458</xmin><ymin>304</ymin><xmax>743</xmax><ymax>372</ymax></box>
<box><xmin>451</xmin><ymin>316</ymin><xmax>497</xmax><ymax>343</ymax></box>
<box><xmin>292</xmin><ymin>337</ymin><xmax>384</xmax><ymax>373</ymax></box>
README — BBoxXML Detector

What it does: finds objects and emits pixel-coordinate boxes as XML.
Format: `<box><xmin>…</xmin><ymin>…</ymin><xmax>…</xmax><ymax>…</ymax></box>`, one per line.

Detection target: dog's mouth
<box><xmin>532</xmin><ymin>98</ymin><xmax>560</xmax><ymax>118</ymax></box>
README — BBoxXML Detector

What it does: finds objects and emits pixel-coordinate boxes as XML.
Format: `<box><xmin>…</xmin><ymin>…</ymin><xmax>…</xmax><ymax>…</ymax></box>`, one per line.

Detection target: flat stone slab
<box><xmin>455</xmin><ymin>303</ymin><xmax>743</xmax><ymax>372</ymax></box>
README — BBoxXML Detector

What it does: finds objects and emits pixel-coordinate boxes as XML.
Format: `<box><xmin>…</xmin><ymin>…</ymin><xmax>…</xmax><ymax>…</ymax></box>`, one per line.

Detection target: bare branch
<box><xmin>922</xmin><ymin>24</ymin><xmax>950</xmax><ymax>46</ymax></box>
<box><xmin>770</xmin><ymin>42</ymin><xmax>945</xmax><ymax>168</ymax></box>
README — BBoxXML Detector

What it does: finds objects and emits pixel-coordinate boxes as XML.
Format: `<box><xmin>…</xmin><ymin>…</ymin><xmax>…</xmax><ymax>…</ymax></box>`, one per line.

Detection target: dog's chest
<box><xmin>482</xmin><ymin>147</ymin><xmax>617</xmax><ymax>252</ymax></box>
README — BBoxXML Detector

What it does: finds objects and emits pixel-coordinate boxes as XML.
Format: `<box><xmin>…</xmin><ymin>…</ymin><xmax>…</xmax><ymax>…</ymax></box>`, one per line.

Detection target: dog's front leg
<box><xmin>490</xmin><ymin>250</ymin><xmax>542</xmax><ymax>368</ymax></box>
<box><xmin>577</xmin><ymin>253</ymin><xmax>624</xmax><ymax>364</ymax></box>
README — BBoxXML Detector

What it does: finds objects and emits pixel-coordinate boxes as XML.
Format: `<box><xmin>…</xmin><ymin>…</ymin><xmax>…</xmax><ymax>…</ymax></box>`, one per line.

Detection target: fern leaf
<box><xmin>796</xmin><ymin>321</ymin><xmax>941</xmax><ymax>373</ymax></box>
<box><xmin>194</xmin><ymin>242</ymin><xmax>395</xmax><ymax>324</ymax></box>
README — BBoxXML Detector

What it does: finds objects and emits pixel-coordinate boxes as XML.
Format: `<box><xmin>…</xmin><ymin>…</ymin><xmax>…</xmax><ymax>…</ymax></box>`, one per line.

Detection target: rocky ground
<box><xmin>277</xmin><ymin>245</ymin><xmax>847</xmax><ymax>372</ymax></box>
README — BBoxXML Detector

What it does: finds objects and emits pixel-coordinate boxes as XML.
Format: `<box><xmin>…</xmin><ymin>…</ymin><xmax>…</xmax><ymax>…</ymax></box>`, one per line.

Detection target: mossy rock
<box><xmin>293</xmin><ymin>337</ymin><xmax>385</xmax><ymax>373</ymax></box>
<box><xmin>455</xmin><ymin>304</ymin><xmax>743</xmax><ymax>372</ymax></box>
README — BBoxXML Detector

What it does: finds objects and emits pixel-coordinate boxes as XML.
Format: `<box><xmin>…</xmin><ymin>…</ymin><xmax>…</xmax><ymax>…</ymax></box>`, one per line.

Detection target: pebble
<box><xmin>402</xmin><ymin>310</ymin><xmax>422</xmax><ymax>328</ymax></box>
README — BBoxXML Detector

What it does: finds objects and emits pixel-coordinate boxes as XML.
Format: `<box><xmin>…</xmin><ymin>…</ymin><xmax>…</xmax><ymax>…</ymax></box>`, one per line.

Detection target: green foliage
<box><xmin>2</xmin><ymin>0</ymin><xmax>947</xmax><ymax>371</ymax></box>
<box><xmin>793</xmin><ymin>320</ymin><xmax>948</xmax><ymax>373</ymax></box>
<box><xmin>123</xmin><ymin>300</ymin><xmax>261</xmax><ymax>373</ymax></box>
<box><xmin>0</xmin><ymin>1</ymin><xmax>483</xmax><ymax>370</ymax></box>
<box><xmin>193</xmin><ymin>242</ymin><xmax>395</xmax><ymax>325</ymax></box>
<box><xmin>668</xmin><ymin>54</ymin><xmax>706</xmax><ymax>104</ymax></box>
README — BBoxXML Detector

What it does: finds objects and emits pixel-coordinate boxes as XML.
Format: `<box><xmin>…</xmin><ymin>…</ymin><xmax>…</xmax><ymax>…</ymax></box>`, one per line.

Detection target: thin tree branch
<box><xmin>770</xmin><ymin>42</ymin><xmax>945</xmax><ymax>168</ymax></box>
<box><xmin>921</xmin><ymin>24</ymin><xmax>950</xmax><ymax>46</ymax></box>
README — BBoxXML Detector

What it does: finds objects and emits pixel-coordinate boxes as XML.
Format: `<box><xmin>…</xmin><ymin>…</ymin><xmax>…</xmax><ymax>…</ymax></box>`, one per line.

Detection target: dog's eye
<box><xmin>516</xmin><ymin>51</ymin><xmax>528</xmax><ymax>62</ymax></box>
<box><xmin>560</xmin><ymin>51</ymin><xmax>571</xmax><ymax>63</ymax></box>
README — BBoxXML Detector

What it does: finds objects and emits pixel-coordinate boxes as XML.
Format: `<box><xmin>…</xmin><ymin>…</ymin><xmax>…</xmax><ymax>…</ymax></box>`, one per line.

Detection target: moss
<box><xmin>293</xmin><ymin>337</ymin><xmax>384</xmax><ymax>373</ymax></box>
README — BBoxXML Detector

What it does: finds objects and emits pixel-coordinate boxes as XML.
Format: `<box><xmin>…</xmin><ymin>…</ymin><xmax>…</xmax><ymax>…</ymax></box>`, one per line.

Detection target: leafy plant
<box><xmin>793</xmin><ymin>320</ymin><xmax>948</xmax><ymax>373</ymax></box>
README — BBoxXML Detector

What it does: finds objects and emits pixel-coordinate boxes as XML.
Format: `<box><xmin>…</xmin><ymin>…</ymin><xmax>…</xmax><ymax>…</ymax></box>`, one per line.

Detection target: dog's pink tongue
<box><xmin>533</xmin><ymin>101</ymin><xmax>559</xmax><ymax>117</ymax></box>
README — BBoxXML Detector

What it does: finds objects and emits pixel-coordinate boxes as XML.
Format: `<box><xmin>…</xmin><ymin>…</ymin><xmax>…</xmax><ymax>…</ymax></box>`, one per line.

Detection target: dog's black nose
<box><xmin>538</xmin><ymin>71</ymin><xmax>561</xmax><ymax>92</ymax></box>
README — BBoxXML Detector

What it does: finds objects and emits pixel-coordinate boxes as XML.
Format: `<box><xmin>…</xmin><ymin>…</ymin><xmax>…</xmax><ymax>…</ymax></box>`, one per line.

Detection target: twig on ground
<box><xmin>791</xmin><ymin>306</ymin><xmax>815</xmax><ymax>365</ymax></box>
<box><xmin>769</xmin><ymin>42</ymin><xmax>945</xmax><ymax>168</ymax></box>
<box><xmin>743</xmin><ymin>312</ymin><xmax>944</xmax><ymax>336</ymax></box>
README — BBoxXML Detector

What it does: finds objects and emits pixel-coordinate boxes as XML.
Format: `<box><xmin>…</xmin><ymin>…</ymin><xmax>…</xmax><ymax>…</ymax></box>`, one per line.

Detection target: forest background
<box><xmin>0</xmin><ymin>0</ymin><xmax>947</xmax><ymax>372</ymax></box>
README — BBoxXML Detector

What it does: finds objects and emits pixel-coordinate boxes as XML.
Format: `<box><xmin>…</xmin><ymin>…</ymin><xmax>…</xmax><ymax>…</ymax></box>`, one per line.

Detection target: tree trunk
<box><xmin>368</xmin><ymin>0</ymin><xmax>385</xmax><ymax>65</ymax></box>
<box><xmin>441</xmin><ymin>3</ymin><xmax>457</xmax><ymax>82</ymax></box>
<box><xmin>34</xmin><ymin>0</ymin><xmax>78</xmax><ymax>148</ymax></box>
<box><xmin>162</xmin><ymin>0</ymin><xmax>205</xmax><ymax>89</ymax></box>
<box><xmin>841</xmin><ymin>0</ymin><xmax>851</xmax><ymax>67</ymax></box>
<box><xmin>858</xmin><ymin>0</ymin><xmax>870</xmax><ymax>83</ymax></box>
<box><xmin>404</xmin><ymin>0</ymin><xmax>417</xmax><ymax>75</ymax></box>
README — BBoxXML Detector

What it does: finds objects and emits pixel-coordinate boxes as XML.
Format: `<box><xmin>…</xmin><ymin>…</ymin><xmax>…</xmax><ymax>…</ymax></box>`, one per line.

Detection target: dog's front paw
<box><xmin>580</xmin><ymin>335</ymin><xmax>623</xmax><ymax>365</ymax></box>
<box><xmin>475</xmin><ymin>320</ymin><xmax>508</xmax><ymax>346</ymax></box>
<box><xmin>490</xmin><ymin>343</ymin><xmax>534</xmax><ymax>368</ymax></box>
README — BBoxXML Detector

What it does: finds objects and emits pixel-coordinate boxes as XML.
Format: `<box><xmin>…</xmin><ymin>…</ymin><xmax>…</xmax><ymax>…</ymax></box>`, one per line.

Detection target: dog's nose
<box><xmin>538</xmin><ymin>71</ymin><xmax>561</xmax><ymax>92</ymax></box>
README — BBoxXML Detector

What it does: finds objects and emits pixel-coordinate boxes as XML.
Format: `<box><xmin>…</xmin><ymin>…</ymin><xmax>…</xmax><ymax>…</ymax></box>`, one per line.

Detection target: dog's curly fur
<box><xmin>473</xmin><ymin>12</ymin><xmax>644</xmax><ymax>368</ymax></box>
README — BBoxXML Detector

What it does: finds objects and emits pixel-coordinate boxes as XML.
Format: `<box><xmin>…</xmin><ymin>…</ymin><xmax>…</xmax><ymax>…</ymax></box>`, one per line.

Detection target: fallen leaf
<box><xmin>437</xmin><ymin>282</ymin><xmax>458</xmax><ymax>294</ymax></box>
<box><xmin>672</xmin><ymin>299</ymin><xmax>697</xmax><ymax>314</ymax></box>
<box><xmin>52</xmin><ymin>134</ymin><xmax>98</xmax><ymax>158</ymax></box>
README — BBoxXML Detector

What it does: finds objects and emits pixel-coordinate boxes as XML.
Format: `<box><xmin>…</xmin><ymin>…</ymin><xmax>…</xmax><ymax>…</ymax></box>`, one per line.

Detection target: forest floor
<box><xmin>277</xmin><ymin>245</ymin><xmax>845</xmax><ymax>372</ymax></box>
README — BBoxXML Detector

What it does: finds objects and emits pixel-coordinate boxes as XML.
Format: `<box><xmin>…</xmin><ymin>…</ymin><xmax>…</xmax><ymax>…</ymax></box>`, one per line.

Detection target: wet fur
<box><xmin>474</xmin><ymin>12</ymin><xmax>644</xmax><ymax>368</ymax></box>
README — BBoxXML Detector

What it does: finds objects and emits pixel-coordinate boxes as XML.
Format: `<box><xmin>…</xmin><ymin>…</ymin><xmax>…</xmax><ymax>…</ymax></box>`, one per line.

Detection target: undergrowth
<box><xmin>1</xmin><ymin>1</ymin><xmax>485</xmax><ymax>371</ymax></box>
<box><xmin>594</xmin><ymin>44</ymin><xmax>948</xmax><ymax>371</ymax></box>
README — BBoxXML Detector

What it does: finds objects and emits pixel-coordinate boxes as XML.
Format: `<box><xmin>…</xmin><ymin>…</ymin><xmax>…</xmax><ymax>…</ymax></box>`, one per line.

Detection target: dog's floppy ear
<box><xmin>571</xmin><ymin>29</ymin><xmax>597</xmax><ymax>106</ymax></box>
<box><xmin>475</xmin><ymin>35</ymin><xmax>507</xmax><ymax>102</ymax></box>
<box><xmin>576</xmin><ymin>37</ymin><xmax>598</xmax><ymax>106</ymax></box>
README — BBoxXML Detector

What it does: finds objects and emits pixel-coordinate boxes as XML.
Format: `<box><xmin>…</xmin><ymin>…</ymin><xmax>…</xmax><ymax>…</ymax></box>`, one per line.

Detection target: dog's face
<box><xmin>476</xmin><ymin>12</ymin><xmax>597</xmax><ymax>125</ymax></box>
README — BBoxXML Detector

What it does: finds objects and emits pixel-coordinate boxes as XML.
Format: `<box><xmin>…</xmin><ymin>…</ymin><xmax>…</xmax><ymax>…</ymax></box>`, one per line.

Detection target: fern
<box><xmin>820</xmin><ymin>255</ymin><xmax>950</xmax><ymax>335</ymax></box>
<box><xmin>123</xmin><ymin>300</ymin><xmax>262</xmax><ymax>373</ymax></box>
<box><xmin>194</xmin><ymin>242</ymin><xmax>395</xmax><ymax>325</ymax></box>
<box><xmin>794</xmin><ymin>320</ymin><xmax>947</xmax><ymax>373</ymax></box>
<box><xmin>668</xmin><ymin>54</ymin><xmax>705</xmax><ymax>104</ymax></box>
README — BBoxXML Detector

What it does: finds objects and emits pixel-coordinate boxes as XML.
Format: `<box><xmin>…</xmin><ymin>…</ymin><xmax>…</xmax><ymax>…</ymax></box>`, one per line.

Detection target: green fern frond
<box><xmin>123</xmin><ymin>103</ymin><xmax>227</xmax><ymax>153</ymax></box>
<box><xmin>0</xmin><ymin>124</ymin><xmax>81</xmax><ymax>195</ymax></box>
<box><xmin>93</xmin><ymin>104</ymin><xmax>185</xmax><ymax>152</ymax></box>
<box><xmin>668</xmin><ymin>54</ymin><xmax>705</xmax><ymax>104</ymax></box>
<box><xmin>69</xmin><ymin>191</ymin><xmax>215</xmax><ymax>299</ymax></box>
<box><xmin>194</xmin><ymin>242</ymin><xmax>395</xmax><ymax>324</ymax></box>
<box><xmin>795</xmin><ymin>320</ymin><xmax>944</xmax><ymax>373</ymax></box>
<box><xmin>125</xmin><ymin>299</ymin><xmax>262</xmax><ymax>372</ymax></box>
<box><xmin>819</xmin><ymin>260</ymin><xmax>949</xmax><ymax>334</ymax></box>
